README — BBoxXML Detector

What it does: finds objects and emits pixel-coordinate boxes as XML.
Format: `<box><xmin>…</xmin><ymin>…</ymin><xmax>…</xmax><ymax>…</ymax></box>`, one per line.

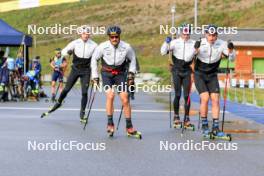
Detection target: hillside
<box><xmin>0</xmin><ymin>0</ymin><xmax>263</xmax><ymax>81</ymax></box>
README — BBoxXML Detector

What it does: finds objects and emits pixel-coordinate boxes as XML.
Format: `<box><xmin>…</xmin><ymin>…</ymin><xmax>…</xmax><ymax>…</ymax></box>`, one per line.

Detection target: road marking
<box><xmin>0</xmin><ymin>107</ymin><xmax>229</xmax><ymax>113</ymax></box>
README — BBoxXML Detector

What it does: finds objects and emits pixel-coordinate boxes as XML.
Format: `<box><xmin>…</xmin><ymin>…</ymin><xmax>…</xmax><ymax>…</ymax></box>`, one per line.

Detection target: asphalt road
<box><xmin>0</xmin><ymin>87</ymin><xmax>264</xmax><ymax>176</ymax></box>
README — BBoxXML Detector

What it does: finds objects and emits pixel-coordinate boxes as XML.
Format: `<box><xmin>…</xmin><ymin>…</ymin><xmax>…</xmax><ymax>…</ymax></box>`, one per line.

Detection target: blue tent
<box><xmin>0</xmin><ymin>19</ymin><xmax>32</xmax><ymax>46</ymax></box>
<box><xmin>0</xmin><ymin>19</ymin><xmax>32</xmax><ymax>72</ymax></box>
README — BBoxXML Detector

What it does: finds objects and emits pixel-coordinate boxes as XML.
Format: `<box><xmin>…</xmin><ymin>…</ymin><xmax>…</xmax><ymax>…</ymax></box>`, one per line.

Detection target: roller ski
<box><xmin>173</xmin><ymin>115</ymin><xmax>182</xmax><ymax>129</ymax></box>
<box><xmin>40</xmin><ymin>102</ymin><xmax>62</xmax><ymax>118</ymax></box>
<box><xmin>107</xmin><ymin>124</ymin><xmax>115</xmax><ymax>137</ymax></box>
<box><xmin>183</xmin><ymin>117</ymin><xmax>195</xmax><ymax>131</ymax></box>
<box><xmin>203</xmin><ymin>119</ymin><xmax>232</xmax><ymax>141</ymax></box>
<box><xmin>126</xmin><ymin>127</ymin><xmax>142</xmax><ymax>139</ymax></box>
<box><xmin>206</xmin><ymin>124</ymin><xmax>232</xmax><ymax>141</ymax></box>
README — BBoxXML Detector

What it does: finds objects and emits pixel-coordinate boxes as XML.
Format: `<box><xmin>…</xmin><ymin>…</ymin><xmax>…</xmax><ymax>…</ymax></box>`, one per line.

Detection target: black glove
<box><xmin>228</xmin><ymin>42</ymin><xmax>234</xmax><ymax>50</ymax></box>
<box><xmin>127</xmin><ymin>72</ymin><xmax>135</xmax><ymax>86</ymax></box>
<box><xmin>67</xmin><ymin>50</ymin><xmax>73</xmax><ymax>55</ymax></box>
<box><xmin>128</xmin><ymin>72</ymin><xmax>135</xmax><ymax>80</ymax></box>
<box><xmin>194</xmin><ymin>40</ymin><xmax>201</xmax><ymax>49</ymax></box>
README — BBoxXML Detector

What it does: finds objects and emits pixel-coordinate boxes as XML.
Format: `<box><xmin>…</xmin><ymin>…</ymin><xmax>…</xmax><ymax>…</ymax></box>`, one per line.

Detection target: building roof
<box><xmin>191</xmin><ymin>29</ymin><xmax>264</xmax><ymax>46</ymax></box>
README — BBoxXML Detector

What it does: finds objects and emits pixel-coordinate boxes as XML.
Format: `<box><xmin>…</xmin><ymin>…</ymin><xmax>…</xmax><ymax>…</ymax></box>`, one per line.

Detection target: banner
<box><xmin>0</xmin><ymin>0</ymin><xmax>79</xmax><ymax>12</ymax></box>
<box><xmin>19</xmin><ymin>0</ymin><xmax>39</xmax><ymax>9</ymax></box>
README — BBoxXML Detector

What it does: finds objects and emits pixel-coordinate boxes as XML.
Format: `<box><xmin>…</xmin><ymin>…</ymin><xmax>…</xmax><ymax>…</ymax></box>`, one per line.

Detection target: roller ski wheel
<box><xmin>126</xmin><ymin>128</ymin><xmax>142</xmax><ymax>140</ymax></box>
<box><xmin>107</xmin><ymin>124</ymin><xmax>115</xmax><ymax>137</ymax></box>
<box><xmin>183</xmin><ymin>122</ymin><xmax>195</xmax><ymax>131</ymax></box>
<box><xmin>40</xmin><ymin>102</ymin><xmax>62</xmax><ymax>118</ymax></box>
<box><xmin>209</xmin><ymin>132</ymin><xmax>232</xmax><ymax>141</ymax></box>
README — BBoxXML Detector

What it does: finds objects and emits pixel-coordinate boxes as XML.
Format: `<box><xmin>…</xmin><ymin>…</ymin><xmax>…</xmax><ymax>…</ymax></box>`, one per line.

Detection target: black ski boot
<box><xmin>183</xmin><ymin>116</ymin><xmax>195</xmax><ymax>131</ymax></box>
<box><xmin>80</xmin><ymin>111</ymin><xmax>87</xmax><ymax>124</ymax></box>
<box><xmin>41</xmin><ymin>101</ymin><xmax>62</xmax><ymax>118</ymax></box>
<box><xmin>173</xmin><ymin>115</ymin><xmax>182</xmax><ymax>129</ymax></box>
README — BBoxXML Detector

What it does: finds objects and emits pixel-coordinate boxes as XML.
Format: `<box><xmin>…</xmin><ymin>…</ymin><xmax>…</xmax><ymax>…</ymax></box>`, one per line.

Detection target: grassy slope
<box><xmin>0</xmin><ymin>0</ymin><xmax>264</xmax><ymax>82</ymax></box>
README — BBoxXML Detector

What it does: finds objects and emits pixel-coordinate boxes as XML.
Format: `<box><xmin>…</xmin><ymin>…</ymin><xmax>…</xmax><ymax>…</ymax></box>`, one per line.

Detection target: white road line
<box><xmin>0</xmin><ymin>107</ymin><xmax>229</xmax><ymax>113</ymax></box>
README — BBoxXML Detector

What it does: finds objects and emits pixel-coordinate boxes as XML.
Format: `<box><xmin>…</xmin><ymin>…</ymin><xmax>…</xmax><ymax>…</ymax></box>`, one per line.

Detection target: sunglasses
<box><xmin>110</xmin><ymin>35</ymin><xmax>120</xmax><ymax>39</ymax></box>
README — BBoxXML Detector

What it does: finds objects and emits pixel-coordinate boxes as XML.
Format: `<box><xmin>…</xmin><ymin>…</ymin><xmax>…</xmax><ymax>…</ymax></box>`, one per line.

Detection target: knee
<box><xmin>121</xmin><ymin>97</ymin><xmax>129</xmax><ymax>106</ymax></box>
<box><xmin>211</xmin><ymin>97</ymin><xmax>219</xmax><ymax>106</ymax></box>
<box><xmin>201</xmin><ymin>96</ymin><xmax>209</xmax><ymax>105</ymax></box>
<box><xmin>107</xmin><ymin>92</ymin><xmax>115</xmax><ymax>101</ymax></box>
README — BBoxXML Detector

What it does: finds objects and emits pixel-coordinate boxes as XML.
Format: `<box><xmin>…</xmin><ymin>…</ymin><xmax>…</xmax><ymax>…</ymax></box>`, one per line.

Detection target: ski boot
<box><xmin>107</xmin><ymin>124</ymin><xmax>115</xmax><ymax>137</ymax></box>
<box><xmin>183</xmin><ymin>116</ymin><xmax>195</xmax><ymax>131</ymax></box>
<box><xmin>40</xmin><ymin>102</ymin><xmax>62</xmax><ymax>118</ymax></box>
<box><xmin>126</xmin><ymin>127</ymin><xmax>142</xmax><ymax>139</ymax></box>
<box><xmin>173</xmin><ymin>115</ymin><xmax>182</xmax><ymax>129</ymax></box>
<box><xmin>209</xmin><ymin>126</ymin><xmax>232</xmax><ymax>141</ymax></box>
<box><xmin>201</xmin><ymin>119</ymin><xmax>210</xmax><ymax>138</ymax></box>
<box><xmin>80</xmin><ymin>111</ymin><xmax>88</xmax><ymax>124</ymax></box>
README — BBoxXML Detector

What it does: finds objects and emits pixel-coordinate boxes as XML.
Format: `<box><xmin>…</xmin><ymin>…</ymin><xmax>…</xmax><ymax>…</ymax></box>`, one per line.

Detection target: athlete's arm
<box><xmin>49</xmin><ymin>58</ymin><xmax>56</xmax><ymax>70</ymax></box>
<box><xmin>222</xmin><ymin>41</ymin><xmax>236</xmax><ymax>61</ymax></box>
<box><xmin>61</xmin><ymin>41</ymin><xmax>75</xmax><ymax>57</ymax></box>
<box><xmin>126</xmin><ymin>45</ymin><xmax>136</xmax><ymax>74</ymax></box>
<box><xmin>160</xmin><ymin>39</ymin><xmax>175</xmax><ymax>56</ymax></box>
<box><xmin>91</xmin><ymin>45</ymin><xmax>103</xmax><ymax>79</ymax></box>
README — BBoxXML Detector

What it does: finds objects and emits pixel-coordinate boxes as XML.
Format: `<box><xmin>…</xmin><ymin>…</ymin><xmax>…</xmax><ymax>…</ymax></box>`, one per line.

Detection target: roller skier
<box><xmin>161</xmin><ymin>23</ymin><xmax>196</xmax><ymax>131</ymax></box>
<box><xmin>41</xmin><ymin>26</ymin><xmax>97</xmax><ymax>124</ymax></box>
<box><xmin>194</xmin><ymin>24</ymin><xmax>235</xmax><ymax>141</ymax></box>
<box><xmin>91</xmin><ymin>26</ymin><xmax>141</xmax><ymax>139</ymax></box>
<box><xmin>49</xmin><ymin>48</ymin><xmax>67</xmax><ymax>102</ymax></box>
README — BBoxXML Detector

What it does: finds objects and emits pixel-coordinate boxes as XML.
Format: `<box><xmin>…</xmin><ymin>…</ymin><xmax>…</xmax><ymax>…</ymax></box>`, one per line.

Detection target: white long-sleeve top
<box><xmin>61</xmin><ymin>38</ymin><xmax>97</xmax><ymax>59</ymax></box>
<box><xmin>160</xmin><ymin>37</ymin><xmax>196</xmax><ymax>62</ymax></box>
<box><xmin>91</xmin><ymin>40</ymin><xmax>136</xmax><ymax>79</ymax></box>
<box><xmin>197</xmin><ymin>38</ymin><xmax>236</xmax><ymax>64</ymax></box>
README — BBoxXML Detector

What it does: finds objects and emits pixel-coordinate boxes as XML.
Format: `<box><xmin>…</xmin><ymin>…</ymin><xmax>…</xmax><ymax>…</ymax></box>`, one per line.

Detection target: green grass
<box><xmin>197</xmin><ymin>1</ymin><xmax>264</xmax><ymax>27</ymax></box>
<box><xmin>220</xmin><ymin>88</ymin><xmax>264</xmax><ymax>107</ymax></box>
<box><xmin>1</xmin><ymin>0</ymin><xmax>264</xmax><ymax>82</ymax></box>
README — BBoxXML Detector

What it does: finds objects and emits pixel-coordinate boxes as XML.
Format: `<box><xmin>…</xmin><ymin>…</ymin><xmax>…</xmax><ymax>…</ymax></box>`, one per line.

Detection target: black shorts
<box><xmin>194</xmin><ymin>71</ymin><xmax>220</xmax><ymax>94</ymax></box>
<box><xmin>52</xmin><ymin>71</ymin><xmax>63</xmax><ymax>82</ymax></box>
<box><xmin>101</xmin><ymin>71</ymin><xmax>127</xmax><ymax>93</ymax></box>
